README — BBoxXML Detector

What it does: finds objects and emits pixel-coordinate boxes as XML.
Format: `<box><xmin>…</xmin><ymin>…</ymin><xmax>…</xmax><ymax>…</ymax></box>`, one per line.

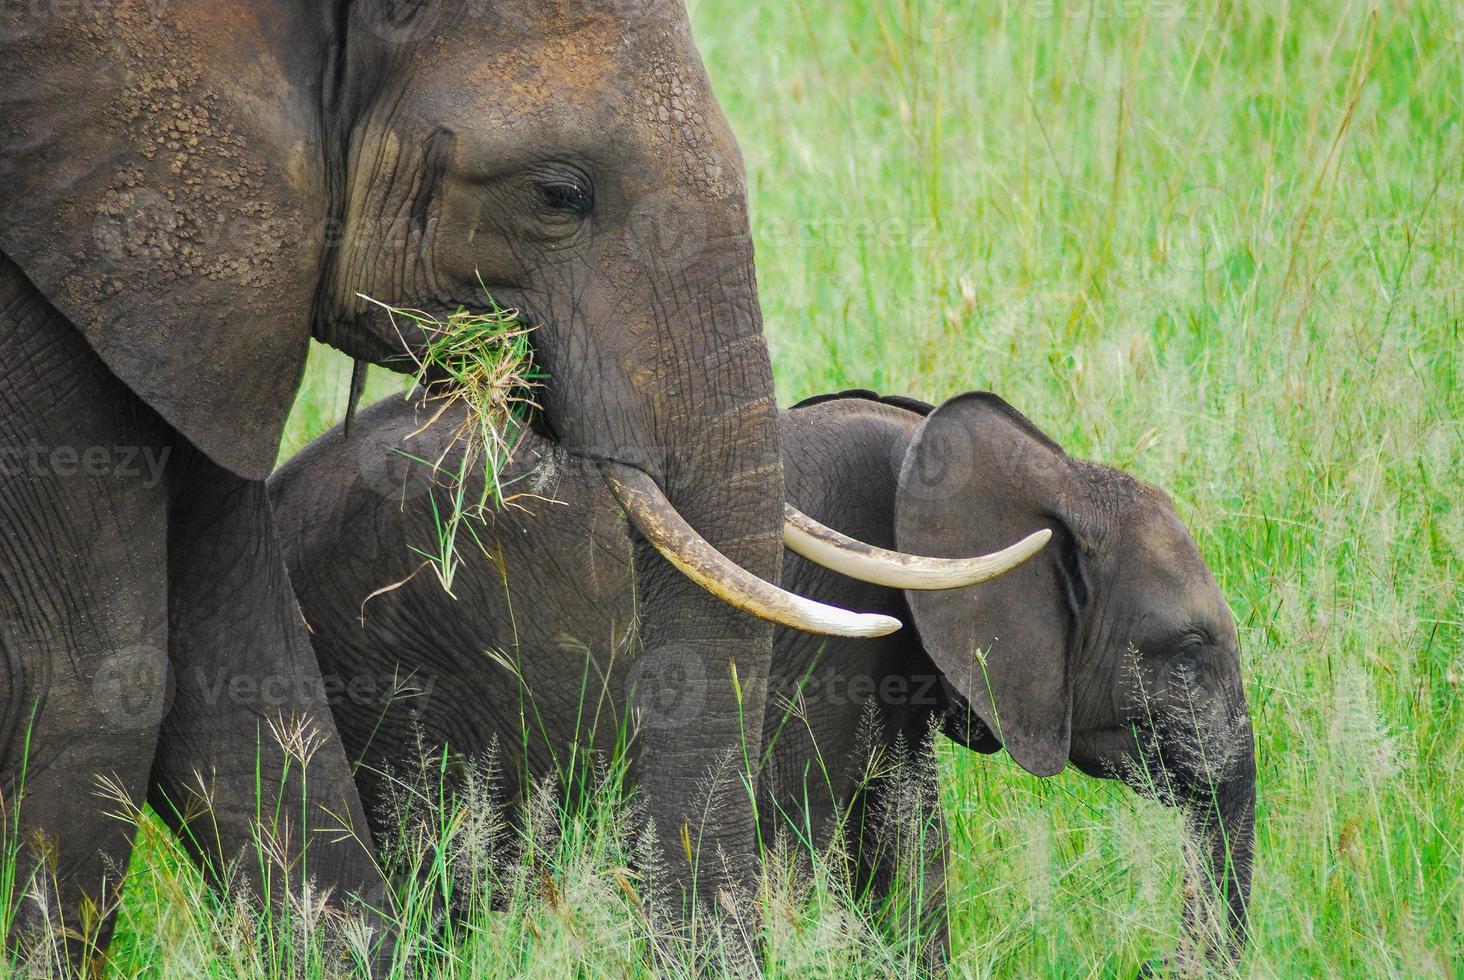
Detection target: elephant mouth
<box><xmin>600</xmin><ymin>461</ymin><xmax>1050</xmax><ymax>639</ymax></box>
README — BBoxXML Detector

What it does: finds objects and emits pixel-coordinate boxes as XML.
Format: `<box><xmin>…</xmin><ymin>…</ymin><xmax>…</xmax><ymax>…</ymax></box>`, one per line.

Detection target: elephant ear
<box><xmin>895</xmin><ymin>392</ymin><xmax>1093</xmax><ymax>777</ymax></box>
<box><xmin>0</xmin><ymin>2</ymin><xmax>329</xmax><ymax>479</ymax></box>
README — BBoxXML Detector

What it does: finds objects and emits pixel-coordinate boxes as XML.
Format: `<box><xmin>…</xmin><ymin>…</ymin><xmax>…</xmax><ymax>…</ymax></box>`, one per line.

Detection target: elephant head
<box><xmin>0</xmin><ymin>0</ymin><xmax>914</xmax><ymax>626</ymax></box>
<box><xmin>3</xmin><ymin>1</ymin><xmax>774</xmax><ymax>512</ymax></box>
<box><xmin>894</xmin><ymin>393</ymin><xmax>1255</xmax><ymax>963</ymax></box>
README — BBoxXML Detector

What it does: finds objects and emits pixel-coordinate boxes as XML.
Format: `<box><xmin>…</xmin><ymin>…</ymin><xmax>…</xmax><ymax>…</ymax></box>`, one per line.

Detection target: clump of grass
<box><xmin>358</xmin><ymin>292</ymin><xmax>544</xmax><ymax>593</ymax></box>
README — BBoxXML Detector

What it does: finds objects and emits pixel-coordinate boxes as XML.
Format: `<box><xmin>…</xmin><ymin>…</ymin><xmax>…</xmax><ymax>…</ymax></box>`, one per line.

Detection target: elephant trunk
<box><xmin>1179</xmin><ymin>716</ymin><xmax>1256</xmax><ymax>966</ymax></box>
<box><xmin>520</xmin><ymin>239</ymin><xmax>784</xmax><ymax>910</ymax></box>
<box><xmin>623</xmin><ymin>318</ymin><xmax>784</xmax><ymax>910</ymax></box>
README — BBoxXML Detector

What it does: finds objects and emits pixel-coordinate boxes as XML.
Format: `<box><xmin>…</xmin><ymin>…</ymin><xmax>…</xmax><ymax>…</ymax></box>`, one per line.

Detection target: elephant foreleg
<box><xmin>147</xmin><ymin>444</ymin><xmax>391</xmax><ymax>952</ymax></box>
<box><xmin>852</xmin><ymin>737</ymin><xmax>952</xmax><ymax>976</ymax></box>
<box><xmin>0</xmin><ymin>259</ymin><xmax>172</xmax><ymax>965</ymax></box>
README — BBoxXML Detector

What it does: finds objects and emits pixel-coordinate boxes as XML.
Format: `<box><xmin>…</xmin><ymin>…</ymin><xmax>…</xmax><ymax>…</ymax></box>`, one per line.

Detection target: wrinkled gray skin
<box><xmin>273</xmin><ymin>389</ymin><xmax>1256</xmax><ymax>967</ymax></box>
<box><xmin>0</xmin><ymin>0</ymin><xmax>779</xmax><ymax>958</ymax></box>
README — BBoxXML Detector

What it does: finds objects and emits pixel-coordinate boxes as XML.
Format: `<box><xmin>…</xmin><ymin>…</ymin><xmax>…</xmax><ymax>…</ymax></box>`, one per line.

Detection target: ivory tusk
<box><xmin>600</xmin><ymin>463</ymin><xmax>901</xmax><ymax>639</ymax></box>
<box><xmin>784</xmin><ymin>504</ymin><xmax>1051</xmax><ymax>590</ymax></box>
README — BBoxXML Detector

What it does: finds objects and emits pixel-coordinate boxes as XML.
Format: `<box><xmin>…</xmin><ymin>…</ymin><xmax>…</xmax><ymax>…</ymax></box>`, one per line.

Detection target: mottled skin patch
<box><xmin>631</xmin><ymin>36</ymin><xmax>734</xmax><ymax>198</ymax></box>
<box><xmin>1</xmin><ymin>0</ymin><xmax>325</xmax><ymax>474</ymax></box>
<box><xmin>88</xmin><ymin>11</ymin><xmax>300</xmax><ymax>290</ymax></box>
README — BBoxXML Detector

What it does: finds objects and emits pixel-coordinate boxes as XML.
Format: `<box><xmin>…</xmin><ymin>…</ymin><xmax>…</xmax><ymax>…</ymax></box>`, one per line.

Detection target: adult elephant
<box><xmin>0</xmin><ymin>0</ymin><xmax>908</xmax><ymax>958</ymax></box>
<box><xmin>271</xmin><ymin>389</ymin><xmax>1255</xmax><ymax>969</ymax></box>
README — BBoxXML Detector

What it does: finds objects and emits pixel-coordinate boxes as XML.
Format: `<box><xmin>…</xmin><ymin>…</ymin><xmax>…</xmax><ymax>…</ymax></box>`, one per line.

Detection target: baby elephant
<box><xmin>270</xmin><ymin>389</ymin><xmax>1254</xmax><ymax>966</ymax></box>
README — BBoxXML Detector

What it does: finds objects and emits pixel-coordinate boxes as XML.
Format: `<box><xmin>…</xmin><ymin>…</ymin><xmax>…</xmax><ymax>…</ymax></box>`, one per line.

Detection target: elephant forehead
<box><xmin>451</xmin><ymin>19</ymin><xmax>622</xmax><ymax>98</ymax></box>
<box><xmin>623</xmin><ymin>37</ymin><xmax>739</xmax><ymax>199</ymax></box>
<box><xmin>427</xmin><ymin>17</ymin><xmax>738</xmax><ymax>199</ymax></box>
<box><xmin>1120</xmin><ymin>495</ymin><xmax>1232</xmax><ymax>631</ymax></box>
<box><xmin>469</xmin><ymin>0</ymin><xmax>685</xmax><ymax>31</ymax></box>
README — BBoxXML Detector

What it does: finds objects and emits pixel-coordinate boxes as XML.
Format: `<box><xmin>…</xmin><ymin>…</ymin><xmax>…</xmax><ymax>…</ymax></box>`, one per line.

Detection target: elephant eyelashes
<box><xmin>537</xmin><ymin>177</ymin><xmax>594</xmax><ymax>216</ymax></box>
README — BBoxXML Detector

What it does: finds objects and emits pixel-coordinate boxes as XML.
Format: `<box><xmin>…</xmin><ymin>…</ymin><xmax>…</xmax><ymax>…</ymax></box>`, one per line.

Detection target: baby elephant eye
<box><xmin>538</xmin><ymin>178</ymin><xmax>593</xmax><ymax>216</ymax></box>
<box><xmin>1169</xmin><ymin>639</ymin><xmax>1205</xmax><ymax>688</ymax></box>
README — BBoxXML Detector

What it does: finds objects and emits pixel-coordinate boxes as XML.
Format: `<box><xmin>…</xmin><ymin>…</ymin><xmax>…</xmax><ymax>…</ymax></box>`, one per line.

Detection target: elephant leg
<box><xmin>918</xmin><ymin>813</ymin><xmax>951</xmax><ymax>974</ymax></box>
<box><xmin>0</xmin><ymin>260</ymin><xmax>173</xmax><ymax>963</ymax></box>
<box><xmin>147</xmin><ymin>444</ymin><xmax>390</xmax><ymax>947</ymax></box>
<box><xmin>852</xmin><ymin>738</ymin><xmax>952</xmax><ymax>975</ymax></box>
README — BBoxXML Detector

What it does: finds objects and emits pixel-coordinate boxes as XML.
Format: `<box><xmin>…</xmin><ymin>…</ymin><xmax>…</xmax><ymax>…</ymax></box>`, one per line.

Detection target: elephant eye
<box><xmin>537</xmin><ymin>177</ymin><xmax>593</xmax><ymax>216</ymax></box>
<box><xmin>1169</xmin><ymin>636</ymin><xmax>1205</xmax><ymax>688</ymax></box>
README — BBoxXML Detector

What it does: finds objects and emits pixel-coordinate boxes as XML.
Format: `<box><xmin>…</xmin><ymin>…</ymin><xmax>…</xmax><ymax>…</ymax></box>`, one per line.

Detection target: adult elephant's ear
<box><xmin>0</xmin><ymin>3</ymin><xmax>330</xmax><ymax>480</ymax></box>
<box><xmin>895</xmin><ymin>392</ymin><xmax>1093</xmax><ymax>777</ymax></box>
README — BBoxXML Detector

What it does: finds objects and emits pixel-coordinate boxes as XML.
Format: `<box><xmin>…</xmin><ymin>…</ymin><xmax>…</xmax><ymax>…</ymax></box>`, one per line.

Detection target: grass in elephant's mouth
<box><xmin>358</xmin><ymin>293</ymin><xmax>543</xmax><ymax>593</ymax></box>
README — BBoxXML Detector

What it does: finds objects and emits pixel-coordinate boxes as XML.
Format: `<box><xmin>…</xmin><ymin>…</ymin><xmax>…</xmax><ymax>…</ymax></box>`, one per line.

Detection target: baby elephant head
<box><xmin>895</xmin><ymin>392</ymin><xmax>1255</xmax><ymax>965</ymax></box>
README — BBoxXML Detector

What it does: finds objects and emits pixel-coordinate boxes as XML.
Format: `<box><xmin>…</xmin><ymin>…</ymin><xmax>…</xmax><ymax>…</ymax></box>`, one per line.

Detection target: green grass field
<box><xmin>88</xmin><ymin>1</ymin><xmax>1464</xmax><ymax>975</ymax></box>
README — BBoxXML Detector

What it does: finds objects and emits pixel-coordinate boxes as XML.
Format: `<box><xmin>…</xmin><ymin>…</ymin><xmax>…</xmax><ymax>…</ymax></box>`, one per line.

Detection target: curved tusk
<box><xmin>784</xmin><ymin>504</ymin><xmax>1051</xmax><ymax>590</ymax></box>
<box><xmin>600</xmin><ymin>463</ymin><xmax>901</xmax><ymax>639</ymax></box>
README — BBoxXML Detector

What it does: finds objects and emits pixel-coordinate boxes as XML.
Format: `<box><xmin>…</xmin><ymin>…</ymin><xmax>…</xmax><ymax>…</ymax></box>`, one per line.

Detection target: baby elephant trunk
<box><xmin>1179</xmin><ymin>716</ymin><xmax>1256</xmax><ymax>966</ymax></box>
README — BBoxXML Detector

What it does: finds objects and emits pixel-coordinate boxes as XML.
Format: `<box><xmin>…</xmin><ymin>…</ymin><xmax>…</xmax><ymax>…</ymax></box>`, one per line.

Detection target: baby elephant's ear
<box><xmin>895</xmin><ymin>392</ymin><xmax>1088</xmax><ymax>777</ymax></box>
<box><xmin>0</xmin><ymin>2</ymin><xmax>330</xmax><ymax>480</ymax></box>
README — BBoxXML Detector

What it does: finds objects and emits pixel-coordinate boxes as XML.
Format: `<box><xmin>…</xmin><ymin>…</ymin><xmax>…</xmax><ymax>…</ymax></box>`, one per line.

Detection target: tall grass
<box><xmin>92</xmin><ymin>0</ymin><xmax>1464</xmax><ymax>975</ymax></box>
<box><xmin>702</xmin><ymin>1</ymin><xmax>1459</xmax><ymax>974</ymax></box>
